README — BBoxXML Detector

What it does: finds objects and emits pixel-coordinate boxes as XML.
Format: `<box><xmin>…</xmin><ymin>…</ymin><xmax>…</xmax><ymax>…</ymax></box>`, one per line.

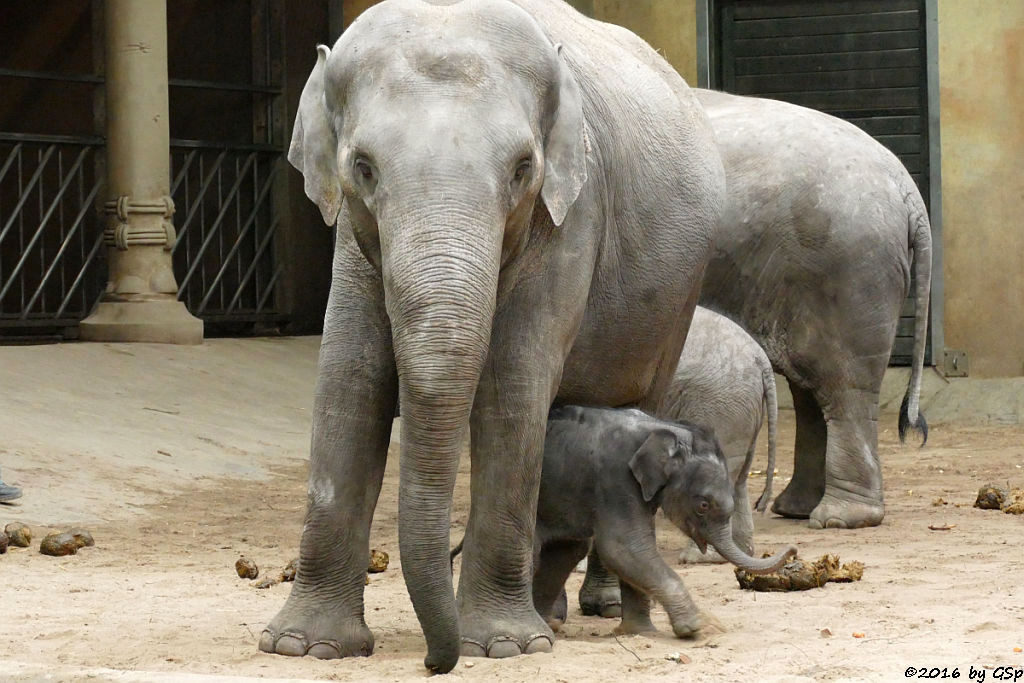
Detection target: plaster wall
<box><xmin>936</xmin><ymin>0</ymin><xmax>1024</xmax><ymax>377</ymax></box>
<box><xmin>589</xmin><ymin>0</ymin><xmax>698</xmax><ymax>85</ymax></box>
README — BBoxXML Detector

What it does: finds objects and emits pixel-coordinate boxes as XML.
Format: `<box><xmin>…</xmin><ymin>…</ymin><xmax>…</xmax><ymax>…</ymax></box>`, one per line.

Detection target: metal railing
<box><xmin>0</xmin><ymin>133</ymin><xmax>106</xmax><ymax>329</ymax></box>
<box><xmin>170</xmin><ymin>141</ymin><xmax>282</xmax><ymax>320</ymax></box>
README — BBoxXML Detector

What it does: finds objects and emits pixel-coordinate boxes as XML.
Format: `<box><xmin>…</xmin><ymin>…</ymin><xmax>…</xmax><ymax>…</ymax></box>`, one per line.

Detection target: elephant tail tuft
<box><xmin>899</xmin><ymin>391</ymin><xmax>929</xmax><ymax>446</ymax></box>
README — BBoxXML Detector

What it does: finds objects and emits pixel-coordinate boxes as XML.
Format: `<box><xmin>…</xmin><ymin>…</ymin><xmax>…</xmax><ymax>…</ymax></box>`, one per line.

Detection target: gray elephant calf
<box><xmin>507</xmin><ymin>406</ymin><xmax>795</xmax><ymax>639</ymax></box>
<box><xmin>662</xmin><ymin>306</ymin><xmax>778</xmax><ymax>564</ymax></box>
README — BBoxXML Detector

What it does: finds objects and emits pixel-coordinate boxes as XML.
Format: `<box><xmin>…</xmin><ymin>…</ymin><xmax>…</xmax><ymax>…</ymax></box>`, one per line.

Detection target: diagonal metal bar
<box><xmin>170</xmin><ymin>148</ymin><xmax>198</xmax><ymax>198</ymax></box>
<box><xmin>256</xmin><ymin>264</ymin><xmax>283</xmax><ymax>312</ymax></box>
<box><xmin>0</xmin><ymin>144</ymin><xmax>56</xmax><ymax>247</ymax></box>
<box><xmin>196</xmin><ymin>163</ymin><xmax>279</xmax><ymax>313</ymax></box>
<box><xmin>227</xmin><ymin>215</ymin><xmax>279</xmax><ymax>313</ymax></box>
<box><xmin>55</xmin><ymin>228</ymin><xmax>105</xmax><ymax>319</ymax></box>
<box><xmin>177</xmin><ymin>152</ymin><xmax>257</xmax><ymax>293</ymax></box>
<box><xmin>0</xmin><ymin>147</ymin><xmax>92</xmax><ymax>302</ymax></box>
<box><xmin>22</xmin><ymin>179</ymin><xmax>101</xmax><ymax>318</ymax></box>
<box><xmin>171</xmin><ymin>149</ymin><xmax>228</xmax><ymax>254</ymax></box>
<box><xmin>0</xmin><ymin>143</ymin><xmax>23</xmax><ymax>187</ymax></box>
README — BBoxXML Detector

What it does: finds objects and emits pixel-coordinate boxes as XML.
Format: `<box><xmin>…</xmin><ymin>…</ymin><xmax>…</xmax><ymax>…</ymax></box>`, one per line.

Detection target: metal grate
<box><xmin>170</xmin><ymin>142</ymin><xmax>282</xmax><ymax>320</ymax></box>
<box><xmin>0</xmin><ymin>133</ymin><xmax>106</xmax><ymax>330</ymax></box>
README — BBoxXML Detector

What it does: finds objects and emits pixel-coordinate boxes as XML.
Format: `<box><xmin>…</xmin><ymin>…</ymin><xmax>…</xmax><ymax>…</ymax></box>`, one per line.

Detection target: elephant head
<box><xmin>629</xmin><ymin>424</ymin><xmax>797</xmax><ymax>574</ymax></box>
<box><xmin>288</xmin><ymin>0</ymin><xmax>588</xmax><ymax>667</ymax></box>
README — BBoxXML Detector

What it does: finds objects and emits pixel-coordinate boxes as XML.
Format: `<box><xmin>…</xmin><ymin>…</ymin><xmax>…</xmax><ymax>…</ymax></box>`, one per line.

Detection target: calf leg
<box><xmin>615</xmin><ymin>582</ymin><xmax>657</xmax><ymax>635</ymax></box>
<box><xmin>579</xmin><ymin>547</ymin><xmax>622</xmax><ymax>618</ymax></box>
<box><xmin>532</xmin><ymin>540</ymin><xmax>590</xmax><ymax>631</ymax></box>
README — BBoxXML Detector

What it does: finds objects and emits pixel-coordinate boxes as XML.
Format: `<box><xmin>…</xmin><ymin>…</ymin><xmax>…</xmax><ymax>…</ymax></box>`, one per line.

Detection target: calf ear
<box><xmin>541</xmin><ymin>44</ymin><xmax>588</xmax><ymax>227</ymax></box>
<box><xmin>288</xmin><ymin>45</ymin><xmax>342</xmax><ymax>226</ymax></box>
<box><xmin>628</xmin><ymin>430</ymin><xmax>679</xmax><ymax>502</ymax></box>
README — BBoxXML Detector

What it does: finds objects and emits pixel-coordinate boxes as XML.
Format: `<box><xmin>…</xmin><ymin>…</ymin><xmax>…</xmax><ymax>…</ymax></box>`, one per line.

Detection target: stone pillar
<box><xmin>80</xmin><ymin>0</ymin><xmax>203</xmax><ymax>344</ymax></box>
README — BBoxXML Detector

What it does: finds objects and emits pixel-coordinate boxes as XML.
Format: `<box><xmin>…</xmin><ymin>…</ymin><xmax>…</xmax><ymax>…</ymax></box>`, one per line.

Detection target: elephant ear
<box><xmin>628</xmin><ymin>429</ymin><xmax>680</xmax><ymax>502</ymax></box>
<box><xmin>541</xmin><ymin>44</ymin><xmax>588</xmax><ymax>227</ymax></box>
<box><xmin>289</xmin><ymin>44</ymin><xmax>342</xmax><ymax>226</ymax></box>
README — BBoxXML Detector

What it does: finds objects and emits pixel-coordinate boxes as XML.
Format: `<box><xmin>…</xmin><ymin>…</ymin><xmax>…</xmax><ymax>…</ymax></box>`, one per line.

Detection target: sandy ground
<box><xmin>1</xmin><ymin>339</ymin><xmax>1023</xmax><ymax>682</ymax></box>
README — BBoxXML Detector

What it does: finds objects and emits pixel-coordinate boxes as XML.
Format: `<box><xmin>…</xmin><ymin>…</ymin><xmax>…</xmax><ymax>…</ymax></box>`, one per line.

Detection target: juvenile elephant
<box><xmin>695</xmin><ymin>89</ymin><xmax>932</xmax><ymax>530</ymax></box>
<box><xmin>664</xmin><ymin>306</ymin><xmax>778</xmax><ymax>564</ymax></box>
<box><xmin>579</xmin><ymin>305</ymin><xmax>780</xmax><ymax>614</ymax></box>
<box><xmin>454</xmin><ymin>406</ymin><xmax>796</xmax><ymax>638</ymax></box>
<box><xmin>262</xmin><ymin>0</ymin><xmax>724</xmax><ymax>672</ymax></box>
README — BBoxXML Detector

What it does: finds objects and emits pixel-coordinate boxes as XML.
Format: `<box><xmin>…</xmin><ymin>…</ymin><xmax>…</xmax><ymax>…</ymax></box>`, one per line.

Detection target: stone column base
<box><xmin>80</xmin><ymin>299</ymin><xmax>203</xmax><ymax>345</ymax></box>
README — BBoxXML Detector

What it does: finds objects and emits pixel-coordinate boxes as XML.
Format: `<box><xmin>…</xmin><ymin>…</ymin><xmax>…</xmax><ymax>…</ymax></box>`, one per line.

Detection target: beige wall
<box><xmin>590</xmin><ymin>0</ymin><xmax>698</xmax><ymax>85</ymax></box>
<box><xmin>937</xmin><ymin>0</ymin><xmax>1024</xmax><ymax>377</ymax></box>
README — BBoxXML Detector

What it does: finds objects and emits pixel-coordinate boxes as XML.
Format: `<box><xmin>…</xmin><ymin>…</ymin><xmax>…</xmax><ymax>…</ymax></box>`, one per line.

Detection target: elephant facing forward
<box><xmin>261</xmin><ymin>0</ymin><xmax>724</xmax><ymax>672</ymax></box>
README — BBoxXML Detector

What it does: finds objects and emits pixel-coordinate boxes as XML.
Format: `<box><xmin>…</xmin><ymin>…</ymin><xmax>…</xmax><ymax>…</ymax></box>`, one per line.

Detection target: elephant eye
<box><xmin>513</xmin><ymin>159</ymin><xmax>531</xmax><ymax>182</ymax></box>
<box><xmin>696</xmin><ymin>500</ymin><xmax>710</xmax><ymax>515</ymax></box>
<box><xmin>354</xmin><ymin>158</ymin><xmax>374</xmax><ymax>181</ymax></box>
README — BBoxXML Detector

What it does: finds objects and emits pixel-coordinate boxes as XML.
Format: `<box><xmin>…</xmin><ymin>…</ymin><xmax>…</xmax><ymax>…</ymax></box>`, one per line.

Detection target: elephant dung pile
<box><xmin>735</xmin><ymin>554</ymin><xmax>864</xmax><ymax>592</ymax></box>
<box><xmin>974</xmin><ymin>485</ymin><xmax>1024</xmax><ymax>514</ymax></box>
<box><xmin>39</xmin><ymin>528</ymin><xmax>94</xmax><ymax>557</ymax></box>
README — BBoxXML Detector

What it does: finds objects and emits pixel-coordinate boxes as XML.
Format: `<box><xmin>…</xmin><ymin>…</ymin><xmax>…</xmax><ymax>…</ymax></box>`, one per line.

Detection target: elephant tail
<box><xmin>753</xmin><ymin>349</ymin><xmax>778</xmax><ymax>513</ymax></box>
<box><xmin>449</xmin><ymin>537</ymin><xmax>464</xmax><ymax>572</ymax></box>
<box><xmin>899</xmin><ymin>191</ymin><xmax>932</xmax><ymax>447</ymax></box>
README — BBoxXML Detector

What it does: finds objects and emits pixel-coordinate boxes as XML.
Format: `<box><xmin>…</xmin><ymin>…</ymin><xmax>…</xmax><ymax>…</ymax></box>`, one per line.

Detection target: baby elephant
<box><xmin>456</xmin><ymin>405</ymin><xmax>797</xmax><ymax>639</ymax></box>
<box><xmin>661</xmin><ymin>306</ymin><xmax>779</xmax><ymax>564</ymax></box>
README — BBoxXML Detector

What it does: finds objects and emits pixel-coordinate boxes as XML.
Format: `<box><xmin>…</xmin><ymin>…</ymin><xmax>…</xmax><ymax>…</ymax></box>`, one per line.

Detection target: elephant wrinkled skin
<box><xmin>261</xmin><ymin>0</ymin><xmax>724</xmax><ymax>673</ymax></box>
<box><xmin>695</xmin><ymin>89</ymin><xmax>931</xmax><ymax>530</ymax></box>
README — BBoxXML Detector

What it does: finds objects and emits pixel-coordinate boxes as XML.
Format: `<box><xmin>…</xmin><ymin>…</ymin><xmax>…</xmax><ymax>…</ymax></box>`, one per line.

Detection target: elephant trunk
<box><xmin>708</xmin><ymin>523</ymin><xmax>797</xmax><ymax>575</ymax></box>
<box><xmin>382</xmin><ymin>206</ymin><xmax>501</xmax><ymax>673</ymax></box>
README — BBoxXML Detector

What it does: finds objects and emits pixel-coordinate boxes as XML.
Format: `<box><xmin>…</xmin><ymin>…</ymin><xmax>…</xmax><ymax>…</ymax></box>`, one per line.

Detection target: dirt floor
<box><xmin>2</xmin><ymin>339</ymin><xmax>1023</xmax><ymax>682</ymax></box>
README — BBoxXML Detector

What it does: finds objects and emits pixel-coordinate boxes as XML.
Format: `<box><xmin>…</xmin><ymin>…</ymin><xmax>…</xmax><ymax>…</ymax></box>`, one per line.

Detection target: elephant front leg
<box><xmin>260</xmin><ymin>249</ymin><xmax>397</xmax><ymax>659</ymax></box>
<box><xmin>457</xmin><ymin>400</ymin><xmax>555</xmax><ymax>658</ymax></box>
<box><xmin>809</xmin><ymin>394</ymin><xmax>884</xmax><ymax>529</ymax></box>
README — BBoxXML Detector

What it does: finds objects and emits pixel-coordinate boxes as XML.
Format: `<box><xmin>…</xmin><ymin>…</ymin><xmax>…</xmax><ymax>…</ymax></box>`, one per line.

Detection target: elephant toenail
<box><xmin>807</xmin><ymin>518</ymin><xmax>824</xmax><ymax>530</ymax></box>
<box><xmin>524</xmin><ymin>634</ymin><xmax>553</xmax><ymax>654</ymax></box>
<box><xmin>824</xmin><ymin>518</ymin><xmax>848</xmax><ymax>529</ymax></box>
<box><xmin>546</xmin><ymin>617</ymin><xmax>564</xmax><ymax>633</ymax></box>
<box><xmin>460</xmin><ymin>637</ymin><xmax>487</xmax><ymax>658</ymax></box>
<box><xmin>308</xmin><ymin>641</ymin><xmax>343</xmax><ymax>659</ymax></box>
<box><xmin>275</xmin><ymin>633</ymin><xmax>309</xmax><ymax>657</ymax></box>
<box><xmin>487</xmin><ymin>637</ymin><xmax>522</xmax><ymax>659</ymax></box>
<box><xmin>258</xmin><ymin>630</ymin><xmax>276</xmax><ymax>653</ymax></box>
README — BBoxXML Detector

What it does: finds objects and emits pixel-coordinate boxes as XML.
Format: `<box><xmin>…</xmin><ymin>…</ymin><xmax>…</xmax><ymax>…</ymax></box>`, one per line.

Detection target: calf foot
<box><xmin>615</xmin><ymin>617</ymin><xmax>658</xmax><ymax>636</ymax></box>
<box><xmin>669</xmin><ymin>610</ymin><xmax>704</xmax><ymax>639</ymax></box>
<box><xmin>808</xmin><ymin>493</ymin><xmax>884</xmax><ymax>529</ymax></box>
<box><xmin>771</xmin><ymin>479</ymin><xmax>824</xmax><ymax>519</ymax></box>
<box><xmin>260</xmin><ymin>588</ymin><xmax>373</xmax><ymax>659</ymax></box>
<box><xmin>545</xmin><ymin>589</ymin><xmax>569</xmax><ymax>632</ymax></box>
<box><xmin>459</xmin><ymin>610</ymin><xmax>554</xmax><ymax>659</ymax></box>
<box><xmin>579</xmin><ymin>583</ymin><xmax>622</xmax><ymax>618</ymax></box>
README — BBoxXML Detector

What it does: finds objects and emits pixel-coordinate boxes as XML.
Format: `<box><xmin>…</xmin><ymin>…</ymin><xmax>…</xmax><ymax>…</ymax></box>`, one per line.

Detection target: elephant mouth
<box><xmin>685</xmin><ymin>520</ymin><xmax>708</xmax><ymax>554</ymax></box>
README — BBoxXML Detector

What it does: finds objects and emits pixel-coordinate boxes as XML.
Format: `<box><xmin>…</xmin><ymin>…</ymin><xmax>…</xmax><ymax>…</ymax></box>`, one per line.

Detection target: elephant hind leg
<box><xmin>809</xmin><ymin>390</ymin><xmax>884</xmax><ymax>529</ymax></box>
<box><xmin>771</xmin><ymin>383</ymin><xmax>826</xmax><ymax>518</ymax></box>
<box><xmin>579</xmin><ymin>547</ymin><xmax>622</xmax><ymax>618</ymax></box>
<box><xmin>532</xmin><ymin>540</ymin><xmax>590</xmax><ymax>631</ymax></box>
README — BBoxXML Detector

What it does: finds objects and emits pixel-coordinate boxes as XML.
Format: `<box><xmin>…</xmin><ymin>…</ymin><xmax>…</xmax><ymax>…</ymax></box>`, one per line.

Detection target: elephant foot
<box><xmin>546</xmin><ymin>588</ymin><xmax>569</xmax><ymax>632</ymax></box>
<box><xmin>579</xmin><ymin>586</ymin><xmax>622</xmax><ymax>618</ymax></box>
<box><xmin>459</xmin><ymin>611</ymin><xmax>554</xmax><ymax>659</ymax></box>
<box><xmin>259</xmin><ymin>590</ymin><xmax>373</xmax><ymax>659</ymax></box>
<box><xmin>614</xmin><ymin>618</ymin><xmax>658</xmax><ymax>636</ymax></box>
<box><xmin>808</xmin><ymin>493</ymin><xmax>884</xmax><ymax>529</ymax></box>
<box><xmin>770</xmin><ymin>479</ymin><xmax>824</xmax><ymax>519</ymax></box>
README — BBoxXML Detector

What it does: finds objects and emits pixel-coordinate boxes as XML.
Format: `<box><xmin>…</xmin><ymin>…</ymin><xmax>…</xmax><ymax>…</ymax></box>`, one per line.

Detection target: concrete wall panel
<box><xmin>937</xmin><ymin>0</ymin><xmax>1024</xmax><ymax>377</ymax></box>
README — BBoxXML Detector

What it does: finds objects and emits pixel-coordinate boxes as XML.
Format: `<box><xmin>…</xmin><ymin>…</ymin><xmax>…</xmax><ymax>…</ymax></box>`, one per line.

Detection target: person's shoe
<box><xmin>0</xmin><ymin>480</ymin><xmax>22</xmax><ymax>503</ymax></box>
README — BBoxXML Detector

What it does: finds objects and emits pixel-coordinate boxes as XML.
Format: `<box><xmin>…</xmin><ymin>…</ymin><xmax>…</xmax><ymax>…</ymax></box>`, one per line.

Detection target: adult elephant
<box><xmin>260</xmin><ymin>0</ymin><xmax>724</xmax><ymax>673</ymax></box>
<box><xmin>695</xmin><ymin>89</ymin><xmax>931</xmax><ymax>530</ymax></box>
